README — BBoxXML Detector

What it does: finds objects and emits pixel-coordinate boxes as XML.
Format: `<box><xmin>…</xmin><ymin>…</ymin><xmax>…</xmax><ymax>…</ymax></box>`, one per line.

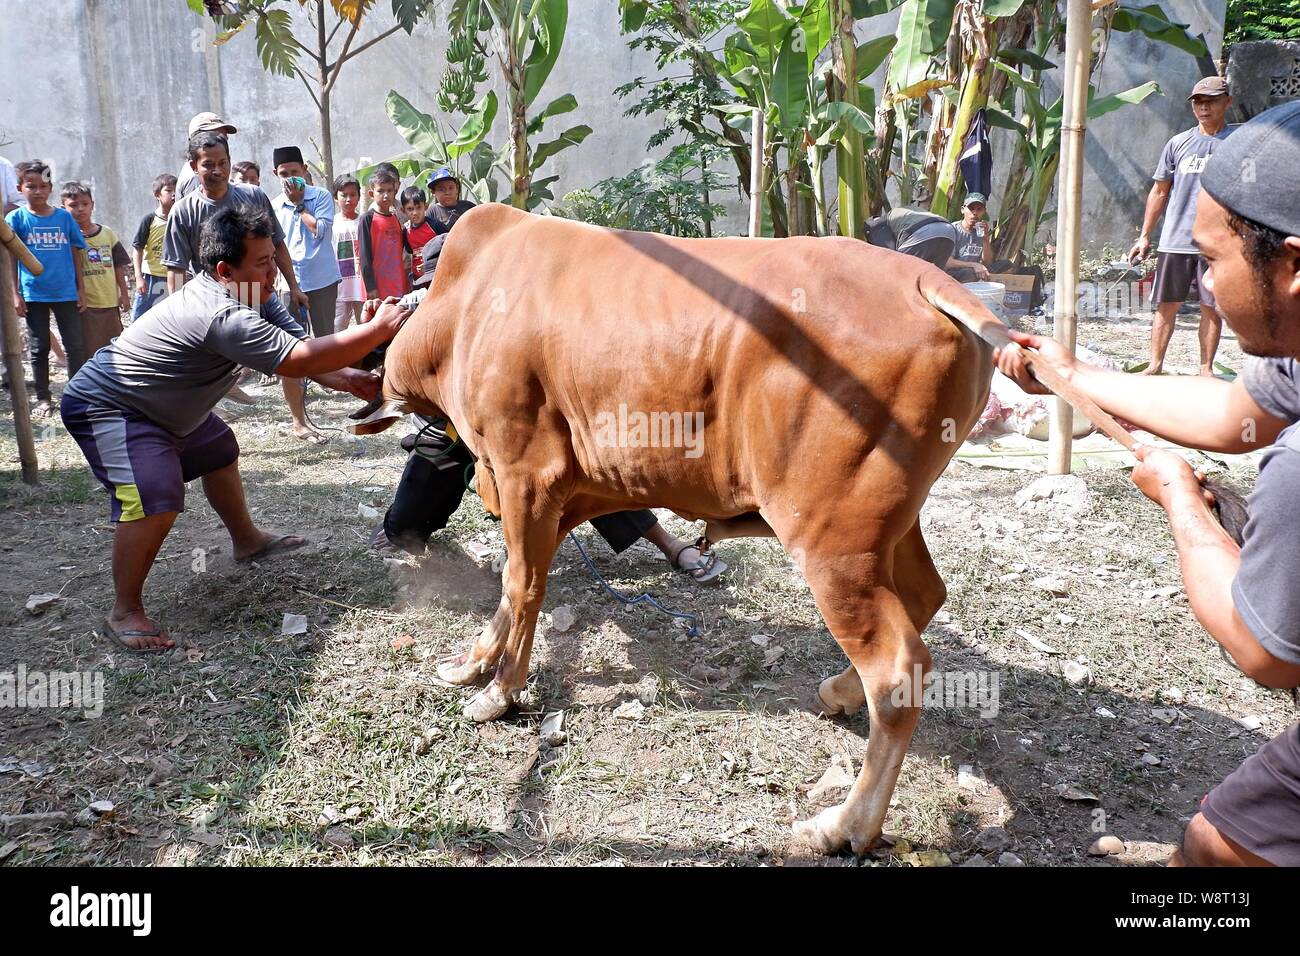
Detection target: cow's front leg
<box><xmin>463</xmin><ymin>501</ymin><xmax>561</xmax><ymax>723</ymax></box>
<box><xmin>436</xmin><ymin>571</ymin><xmax>511</xmax><ymax>687</ymax></box>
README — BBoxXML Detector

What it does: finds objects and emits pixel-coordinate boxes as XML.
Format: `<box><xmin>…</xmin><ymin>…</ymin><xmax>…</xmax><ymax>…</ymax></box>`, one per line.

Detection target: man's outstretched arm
<box><xmin>996</xmin><ymin>331</ymin><xmax>1289</xmax><ymax>453</ymax></box>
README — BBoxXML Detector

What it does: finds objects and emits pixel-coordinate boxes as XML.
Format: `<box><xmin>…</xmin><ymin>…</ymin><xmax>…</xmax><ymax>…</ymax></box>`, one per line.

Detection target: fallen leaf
<box><xmin>1017</xmin><ymin>629</ymin><xmax>1060</xmax><ymax>655</ymax></box>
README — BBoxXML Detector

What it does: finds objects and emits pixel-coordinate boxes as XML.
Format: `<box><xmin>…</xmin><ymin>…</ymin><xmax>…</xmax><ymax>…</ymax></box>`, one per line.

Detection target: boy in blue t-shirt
<box><xmin>5</xmin><ymin>160</ymin><xmax>87</xmax><ymax>415</ymax></box>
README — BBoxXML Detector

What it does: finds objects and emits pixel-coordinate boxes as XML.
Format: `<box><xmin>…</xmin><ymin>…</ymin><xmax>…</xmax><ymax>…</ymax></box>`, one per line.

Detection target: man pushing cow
<box><xmin>61</xmin><ymin>206</ymin><xmax>409</xmax><ymax>652</ymax></box>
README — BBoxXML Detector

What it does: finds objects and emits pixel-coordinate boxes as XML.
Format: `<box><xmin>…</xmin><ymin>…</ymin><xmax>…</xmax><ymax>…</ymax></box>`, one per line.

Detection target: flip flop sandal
<box><xmin>668</xmin><ymin>537</ymin><xmax>728</xmax><ymax>584</ymax></box>
<box><xmin>102</xmin><ymin>619</ymin><xmax>174</xmax><ymax>654</ymax></box>
<box><xmin>31</xmin><ymin>400</ymin><xmax>54</xmax><ymax>418</ymax></box>
<box><xmin>235</xmin><ymin>534</ymin><xmax>309</xmax><ymax>564</ymax></box>
<box><xmin>278</xmin><ymin>423</ymin><xmax>329</xmax><ymax>444</ymax></box>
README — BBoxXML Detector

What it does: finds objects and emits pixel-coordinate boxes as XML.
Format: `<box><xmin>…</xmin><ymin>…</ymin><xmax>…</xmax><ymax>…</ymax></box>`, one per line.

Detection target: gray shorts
<box><xmin>1200</xmin><ymin>720</ymin><xmax>1300</xmax><ymax>866</ymax></box>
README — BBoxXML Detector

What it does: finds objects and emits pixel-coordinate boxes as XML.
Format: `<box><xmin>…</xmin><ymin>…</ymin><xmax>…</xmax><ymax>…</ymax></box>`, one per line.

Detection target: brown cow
<box><xmin>366</xmin><ymin>203</ymin><xmax>1003</xmax><ymax>854</ymax></box>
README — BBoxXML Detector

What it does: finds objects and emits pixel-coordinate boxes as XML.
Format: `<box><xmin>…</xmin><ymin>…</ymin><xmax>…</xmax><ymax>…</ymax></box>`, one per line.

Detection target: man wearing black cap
<box><xmin>999</xmin><ymin>100</ymin><xmax>1300</xmax><ymax>866</ymax></box>
<box><xmin>271</xmin><ymin>145</ymin><xmax>341</xmax><ymax>340</ymax></box>
<box><xmin>1128</xmin><ymin>77</ymin><xmax>1235</xmax><ymax>376</ymax></box>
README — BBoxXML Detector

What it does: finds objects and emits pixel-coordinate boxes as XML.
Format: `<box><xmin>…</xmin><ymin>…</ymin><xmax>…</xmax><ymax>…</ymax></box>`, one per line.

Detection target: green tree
<box><xmin>1225</xmin><ymin>0</ymin><xmax>1300</xmax><ymax>46</ymax></box>
<box><xmin>186</xmin><ymin>0</ymin><xmax>438</xmax><ymax>185</ymax></box>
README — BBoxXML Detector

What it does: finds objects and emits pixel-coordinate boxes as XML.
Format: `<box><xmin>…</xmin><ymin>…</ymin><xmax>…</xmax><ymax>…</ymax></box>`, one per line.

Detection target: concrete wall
<box><xmin>0</xmin><ymin>0</ymin><xmax>1225</xmax><ymax>252</ymax></box>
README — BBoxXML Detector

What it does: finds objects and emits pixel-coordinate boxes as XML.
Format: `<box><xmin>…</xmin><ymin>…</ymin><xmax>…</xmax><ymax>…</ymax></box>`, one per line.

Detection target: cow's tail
<box><xmin>918</xmin><ymin>270</ymin><xmax>1014</xmax><ymax>354</ymax></box>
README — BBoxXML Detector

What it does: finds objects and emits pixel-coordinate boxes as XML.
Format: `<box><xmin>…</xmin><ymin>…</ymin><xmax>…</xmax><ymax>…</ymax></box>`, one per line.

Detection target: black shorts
<box><xmin>1200</xmin><ymin>720</ymin><xmax>1300</xmax><ymax>866</ymax></box>
<box><xmin>1152</xmin><ymin>251</ymin><xmax>1215</xmax><ymax>308</ymax></box>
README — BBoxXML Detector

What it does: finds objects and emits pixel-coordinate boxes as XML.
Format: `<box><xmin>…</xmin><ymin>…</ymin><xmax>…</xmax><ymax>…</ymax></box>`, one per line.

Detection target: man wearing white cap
<box><xmin>177</xmin><ymin>111</ymin><xmax>238</xmax><ymax>199</ymax></box>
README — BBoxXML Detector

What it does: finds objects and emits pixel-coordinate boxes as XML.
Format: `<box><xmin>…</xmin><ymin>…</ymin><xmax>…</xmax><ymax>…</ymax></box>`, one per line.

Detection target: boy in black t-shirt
<box><xmin>426</xmin><ymin>167</ymin><xmax>476</xmax><ymax>235</ymax></box>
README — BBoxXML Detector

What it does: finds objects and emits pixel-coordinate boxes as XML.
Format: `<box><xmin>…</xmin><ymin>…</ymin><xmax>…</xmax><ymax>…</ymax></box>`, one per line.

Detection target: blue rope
<box><xmin>566</xmin><ymin>531</ymin><xmax>702</xmax><ymax>637</ymax></box>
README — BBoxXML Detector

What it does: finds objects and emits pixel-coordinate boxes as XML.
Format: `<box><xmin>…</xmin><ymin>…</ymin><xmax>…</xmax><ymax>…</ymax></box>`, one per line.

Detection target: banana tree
<box><xmin>380</xmin><ymin>89</ymin><xmax>502</xmax><ymax>202</ymax></box>
<box><xmin>986</xmin><ymin>1</ymin><xmax>1207</xmax><ymax>259</ymax></box>
<box><xmin>451</xmin><ymin>0</ymin><xmax>590</xmax><ymax>208</ymax></box>
<box><xmin>987</xmin><ymin>73</ymin><xmax>1161</xmax><ymax>258</ymax></box>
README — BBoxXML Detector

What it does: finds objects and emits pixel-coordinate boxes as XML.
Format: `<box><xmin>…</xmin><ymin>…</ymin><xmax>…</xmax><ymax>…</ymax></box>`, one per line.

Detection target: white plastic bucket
<box><xmin>963</xmin><ymin>280</ymin><xmax>1006</xmax><ymax>313</ymax></box>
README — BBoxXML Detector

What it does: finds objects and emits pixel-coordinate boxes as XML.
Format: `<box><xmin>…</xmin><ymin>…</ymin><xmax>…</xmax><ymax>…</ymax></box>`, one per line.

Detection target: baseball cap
<box><xmin>188</xmin><ymin>112</ymin><xmax>237</xmax><ymax>137</ymax></box>
<box><xmin>963</xmin><ymin>192</ymin><xmax>988</xmax><ymax>208</ymax></box>
<box><xmin>1201</xmin><ymin>100</ymin><xmax>1300</xmax><ymax>237</ymax></box>
<box><xmin>413</xmin><ymin>234</ymin><xmax>448</xmax><ymax>287</ymax></box>
<box><xmin>427</xmin><ymin>167</ymin><xmax>459</xmax><ymax>188</ymax></box>
<box><xmin>1188</xmin><ymin>76</ymin><xmax>1229</xmax><ymax>100</ymax></box>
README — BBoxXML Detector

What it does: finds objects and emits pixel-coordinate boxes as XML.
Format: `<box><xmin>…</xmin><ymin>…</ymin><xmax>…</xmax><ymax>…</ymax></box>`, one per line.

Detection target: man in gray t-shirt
<box><xmin>998</xmin><ymin>101</ymin><xmax>1300</xmax><ymax>867</ymax></box>
<box><xmin>59</xmin><ymin>204</ymin><xmax>410</xmax><ymax>654</ymax></box>
<box><xmin>1128</xmin><ymin>76</ymin><xmax>1235</xmax><ymax>376</ymax></box>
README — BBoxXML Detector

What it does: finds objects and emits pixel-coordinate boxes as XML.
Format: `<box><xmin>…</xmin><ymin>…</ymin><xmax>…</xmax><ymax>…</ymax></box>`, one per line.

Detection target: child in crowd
<box><xmin>231</xmin><ymin>161</ymin><xmax>261</xmax><ymax>187</ymax></box>
<box><xmin>333</xmin><ymin>174</ymin><xmax>364</xmax><ymax>331</ymax></box>
<box><xmin>60</xmin><ymin>181</ymin><xmax>130</xmax><ymax>357</ymax></box>
<box><xmin>5</xmin><ymin>160</ymin><xmax>87</xmax><ymax>416</ymax></box>
<box><xmin>131</xmin><ymin>173</ymin><xmax>176</xmax><ymax>319</ymax></box>
<box><xmin>426</xmin><ymin>167</ymin><xmax>476</xmax><ymax>235</ymax></box>
<box><xmin>401</xmin><ymin>185</ymin><xmax>436</xmax><ymax>284</ymax></box>
<box><xmin>357</xmin><ymin>167</ymin><xmax>410</xmax><ymax>299</ymax></box>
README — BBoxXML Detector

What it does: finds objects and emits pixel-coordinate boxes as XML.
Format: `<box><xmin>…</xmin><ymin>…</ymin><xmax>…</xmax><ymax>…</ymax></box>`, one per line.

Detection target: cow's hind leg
<box><xmin>792</xmin><ymin>547</ymin><xmax>932</xmax><ymax>855</ymax></box>
<box><xmin>815</xmin><ymin>520</ymin><xmax>945</xmax><ymax>717</ymax></box>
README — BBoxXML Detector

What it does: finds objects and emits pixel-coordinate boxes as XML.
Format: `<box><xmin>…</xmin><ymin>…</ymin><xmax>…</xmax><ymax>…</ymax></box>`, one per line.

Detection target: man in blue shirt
<box><xmin>271</xmin><ymin>145</ymin><xmax>341</xmax><ymax>339</ymax></box>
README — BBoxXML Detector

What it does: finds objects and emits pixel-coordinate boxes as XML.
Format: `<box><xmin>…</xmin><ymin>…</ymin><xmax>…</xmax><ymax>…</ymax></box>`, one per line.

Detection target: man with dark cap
<box><xmin>998</xmin><ymin>100</ymin><xmax>1300</xmax><ymax>866</ymax></box>
<box><xmin>1128</xmin><ymin>76</ymin><xmax>1235</xmax><ymax>376</ymax></box>
<box><xmin>271</xmin><ymin>145</ymin><xmax>341</xmax><ymax>340</ymax></box>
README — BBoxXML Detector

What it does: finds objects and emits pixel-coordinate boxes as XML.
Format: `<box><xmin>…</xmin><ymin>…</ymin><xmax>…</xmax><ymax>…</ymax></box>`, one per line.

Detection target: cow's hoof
<box><xmin>464</xmin><ymin>682</ymin><xmax>513</xmax><ymax>723</ymax></box>
<box><xmin>793</xmin><ymin>805</ymin><xmax>873</xmax><ymax>856</ymax></box>
<box><xmin>813</xmin><ymin>675</ymin><xmax>863</xmax><ymax>717</ymax></box>
<box><xmin>437</xmin><ymin>653</ymin><xmax>491</xmax><ymax>687</ymax></box>
<box><xmin>814</xmin><ymin>678</ymin><xmax>846</xmax><ymax>716</ymax></box>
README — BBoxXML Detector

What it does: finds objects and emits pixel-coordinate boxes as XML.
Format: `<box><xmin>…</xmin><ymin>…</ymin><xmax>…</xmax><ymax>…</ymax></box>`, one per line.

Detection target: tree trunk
<box><xmin>316</xmin><ymin>1</ymin><xmax>333</xmax><ymax>185</ymax></box>
<box><xmin>749</xmin><ymin>108</ymin><xmax>766</xmax><ymax>237</ymax></box>
<box><xmin>319</xmin><ymin>86</ymin><xmax>334</xmax><ymax>186</ymax></box>
<box><xmin>508</xmin><ymin>42</ymin><xmax>530</xmax><ymax>209</ymax></box>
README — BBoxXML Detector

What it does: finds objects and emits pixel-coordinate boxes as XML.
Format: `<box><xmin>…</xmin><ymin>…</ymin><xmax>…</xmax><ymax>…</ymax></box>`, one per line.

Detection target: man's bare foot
<box><xmin>225</xmin><ymin>384</ymin><xmax>257</xmax><ymax>405</ymax></box>
<box><xmin>1199</xmin><ymin>365</ymin><xmax>1216</xmax><ymax>377</ymax></box>
<box><xmin>1141</xmin><ymin>365</ymin><xmax>1163</xmax><ymax>376</ymax></box>
<box><xmin>105</xmin><ymin>609</ymin><xmax>175</xmax><ymax>651</ymax></box>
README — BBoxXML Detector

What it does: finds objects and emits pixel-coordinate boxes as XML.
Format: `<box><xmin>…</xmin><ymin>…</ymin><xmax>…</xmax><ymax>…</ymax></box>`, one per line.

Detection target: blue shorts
<box><xmin>60</xmin><ymin>394</ymin><xmax>240</xmax><ymax>522</ymax></box>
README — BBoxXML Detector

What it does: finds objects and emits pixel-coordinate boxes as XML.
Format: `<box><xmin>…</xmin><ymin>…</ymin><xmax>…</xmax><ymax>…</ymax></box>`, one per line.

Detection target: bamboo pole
<box><xmin>830</xmin><ymin>0</ymin><xmax>864</xmax><ymax>239</ymax></box>
<box><xmin>1048</xmin><ymin>0</ymin><xmax>1091</xmax><ymax>475</ymax></box>
<box><xmin>0</xmin><ymin>227</ymin><xmax>40</xmax><ymax>485</ymax></box>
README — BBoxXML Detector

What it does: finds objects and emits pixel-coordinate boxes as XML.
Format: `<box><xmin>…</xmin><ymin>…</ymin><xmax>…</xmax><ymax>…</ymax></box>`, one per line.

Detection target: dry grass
<box><xmin>0</xmin><ymin>308</ymin><xmax>1293</xmax><ymax>867</ymax></box>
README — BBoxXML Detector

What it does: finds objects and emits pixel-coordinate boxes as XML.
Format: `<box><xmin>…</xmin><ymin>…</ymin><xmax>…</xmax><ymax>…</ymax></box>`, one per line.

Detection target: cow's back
<box><xmin>383</xmin><ymin>205</ymin><xmax>991</xmax><ymax>519</ymax></box>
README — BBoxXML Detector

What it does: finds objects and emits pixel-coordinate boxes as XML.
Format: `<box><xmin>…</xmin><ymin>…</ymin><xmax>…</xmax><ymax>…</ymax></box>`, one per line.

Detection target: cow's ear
<box><xmin>345</xmin><ymin>400</ymin><xmax>413</xmax><ymax>435</ymax></box>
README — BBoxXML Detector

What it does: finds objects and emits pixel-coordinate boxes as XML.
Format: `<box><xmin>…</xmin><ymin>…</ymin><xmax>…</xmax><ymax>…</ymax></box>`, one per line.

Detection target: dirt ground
<box><xmin>1</xmin><ymin>305</ymin><xmax>1295</xmax><ymax>867</ymax></box>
